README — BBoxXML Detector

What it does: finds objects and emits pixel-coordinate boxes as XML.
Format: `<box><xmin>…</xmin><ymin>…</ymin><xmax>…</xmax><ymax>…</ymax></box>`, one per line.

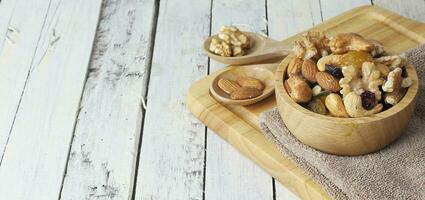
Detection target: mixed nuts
<box><xmin>285</xmin><ymin>32</ymin><xmax>413</xmax><ymax>117</ymax></box>
<box><xmin>218</xmin><ymin>77</ymin><xmax>264</xmax><ymax>100</ymax></box>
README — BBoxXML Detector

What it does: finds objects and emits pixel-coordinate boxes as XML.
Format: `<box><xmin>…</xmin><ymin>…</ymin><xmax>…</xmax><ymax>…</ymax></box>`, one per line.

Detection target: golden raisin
<box><xmin>340</xmin><ymin>51</ymin><xmax>373</xmax><ymax>69</ymax></box>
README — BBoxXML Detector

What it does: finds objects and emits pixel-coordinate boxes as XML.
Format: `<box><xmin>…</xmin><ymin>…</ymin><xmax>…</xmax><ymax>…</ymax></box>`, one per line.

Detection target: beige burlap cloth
<box><xmin>259</xmin><ymin>44</ymin><xmax>425</xmax><ymax>200</ymax></box>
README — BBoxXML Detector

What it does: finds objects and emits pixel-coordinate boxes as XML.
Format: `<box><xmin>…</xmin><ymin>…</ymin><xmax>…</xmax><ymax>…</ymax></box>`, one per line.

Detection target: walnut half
<box><xmin>329</xmin><ymin>33</ymin><xmax>374</xmax><ymax>54</ymax></box>
<box><xmin>339</xmin><ymin>62</ymin><xmax>383</xmax><ymax>100</ymax></box>
<box><xmin>382</xmin><ymin>67</ymin><xmax>409</xmax><ymax>105</ymax></box>
<box><xmin>293</xmin><ymin>31</ymin><xmax>330</xmax><ymax>59</ymax></box>
<box><xmin>375</xmin><ymin>55</ymin><xmax>406</xmax><ymax>70</ymax></box>
<box><xmin>209</xmin><ymin>26</ymin><xmax>250</xmax><ymax>57</ymax></box>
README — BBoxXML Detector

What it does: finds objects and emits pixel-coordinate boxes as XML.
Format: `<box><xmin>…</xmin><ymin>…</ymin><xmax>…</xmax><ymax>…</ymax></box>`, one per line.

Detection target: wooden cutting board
<box><xmin>187</xmin><ymin>6</ymin><xmax>425</xmax><ymax>200</ymax></box>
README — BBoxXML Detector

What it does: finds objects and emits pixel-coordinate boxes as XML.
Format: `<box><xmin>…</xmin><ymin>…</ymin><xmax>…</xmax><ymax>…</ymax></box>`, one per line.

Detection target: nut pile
<box><xmin>209</xmin><ymin>26</ymin><xmax>251</xmax><ymax>57</ymax></box>
<box><xmin>285</xmin><ymin>32</ymin><xmax>413</xmax><ymax>117</ymax></box>
<box><xmin>218</xmin><ymin>77</ymin><xmax>264</xmax><ymax>100</ymax></box>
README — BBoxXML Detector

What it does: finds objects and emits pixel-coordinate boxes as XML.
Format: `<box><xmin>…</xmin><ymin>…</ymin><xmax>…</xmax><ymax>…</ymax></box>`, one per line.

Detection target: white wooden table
<box><xmin>0</xmin><ymin>0</ymin><xmax>424</xmax><ymax>199</ymax></box>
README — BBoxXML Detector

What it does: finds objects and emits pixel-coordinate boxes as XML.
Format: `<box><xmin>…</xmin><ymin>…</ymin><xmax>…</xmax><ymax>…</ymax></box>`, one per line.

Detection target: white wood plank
<box><xmin>206</xmin><ymin>131</ymin><xmax>273</xmax><ymax>200</ymax></box>
<box><xmin>275</xmin><ymin>182</ymin><xmax>301</xmax><ymax>200</ymax></box>
<box><xmin>374</xmin><ymin>0</ymin><xmax>425</xmax><ymax>23</ymax></box>
<box><xmin>320</xmin><ymin>0</ymin><xmax>371</xmax><ymax>20</ymax></box>
<box><xmin>59</xmin><ymin>0</ymin><xmax>157</xmax><ymax>199</ymax></box>
<box><xmin>0</xmin><ymin>0</ymin><xmax>53</xmax><ymax>160</ymax></box>
<box><xmin>205</xmin><ymin>0</ymin><xmax>274</xmax><ymax>199</ymax></box>
<box><xmin>0</xmin><ymin>0</ymin><xmax>103</xmax><ymax>199</ymax></box>
<box><xmin>267</xmin><ymin>0</ymin><xmax>322</xmax><ymax>40</ymax></box>
<box><xmin>267</xmin><ymin>1</ymin><xmax>321</xmax><ymax>199</ymax></box>
<box><xmin>134</xmin><ymin>0</ymin><xmax>210</xmax><ymax>199</ymax></box>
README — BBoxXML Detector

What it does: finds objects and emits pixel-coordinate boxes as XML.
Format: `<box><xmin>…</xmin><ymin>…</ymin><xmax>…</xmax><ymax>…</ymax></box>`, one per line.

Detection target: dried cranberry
<box><xmin>361</xmin><ymin>91</ymin><xmax>376</xmax><ymax>110</ymax></box>
<box><xmin>325</xmin><ymin>64</ymin><xmax>343</xmax><ymax>79</ymax></box>
<box><xmin>383</xmin><ymin>102</ymin><xmax>393</xmax><ymax>110</ymax></box>
<box><xmin>401</xmin><ymin>67</ymin><xmax>408</xmax><ymax>77</ymax></box>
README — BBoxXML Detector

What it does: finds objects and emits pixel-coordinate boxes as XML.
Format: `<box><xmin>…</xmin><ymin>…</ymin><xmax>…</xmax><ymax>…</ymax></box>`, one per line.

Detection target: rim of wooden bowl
<box><xmin>275</xmin><ymin>54</ymin><xmax>419</xmax><ymax>124</ymax></box>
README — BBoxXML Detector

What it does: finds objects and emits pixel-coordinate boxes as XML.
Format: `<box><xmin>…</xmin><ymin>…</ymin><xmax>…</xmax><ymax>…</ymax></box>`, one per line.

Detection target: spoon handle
<box><xmin>262</xmin><ymin>40</ymin><xmax>292</xmax><ymax>56</ymax></box>
<box><xmin>259</xmin><ymin>63</ymin><xmax>278</xmax><ymax>72</ymax></box>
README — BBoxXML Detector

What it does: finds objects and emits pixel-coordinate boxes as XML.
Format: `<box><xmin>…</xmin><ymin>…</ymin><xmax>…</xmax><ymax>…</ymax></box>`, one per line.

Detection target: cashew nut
<box><xmin>317</xmin><ymin>54</ymin><xmax>343</xmax><ymax>71</ymax></box>
<box><xmin>325</xmin><ymin>93</ymin><xmax>349</xmax><ymax>117</ymax></box>
<box><xmin>343</xmin><ymin>92</ymin><xmax>383</xmax><ymax>117</ymax></box>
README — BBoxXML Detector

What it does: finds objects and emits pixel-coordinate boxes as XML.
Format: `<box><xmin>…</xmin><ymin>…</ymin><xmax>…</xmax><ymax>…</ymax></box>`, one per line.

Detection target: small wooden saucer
<box><xmin>210</xmin><ymin>63</ymin><xmax>276</xmax><ymax>105</ymax></box>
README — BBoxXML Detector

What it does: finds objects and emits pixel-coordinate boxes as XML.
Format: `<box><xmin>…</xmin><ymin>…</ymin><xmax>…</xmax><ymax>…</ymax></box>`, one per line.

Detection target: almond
<box><xmin>230</xmin><ymin>87</ymin><xmax>262</xmax><ymax>100</ymax></box>
<box><xmin>236</xmin><ymin>77</ymin><xmax>264</xmax><ymax>91</ymax></box>
<box><xmin>301</xmin><ymin>59</ymin><xmax>318</xmax><ymax>82</ymax></box>
<box><xmin>285</xmin><ymin>76</ymin><xmax>312</xmax><ymax>103</ymax></box>
<box><xmin>315</xmin><ymin>72</ymin><xmax>340</xmax><ymax>92</ymax></box>
<box><xmin>325</xmin><ymin>93</ymin><xmax>349</xmax><ymax>117</ymax></box>
<box><xmin>287</xmin><ymin>57</ymin><xmax>303</xmax><ymax>77</ymax></box>
<box><xmin>218</xmin><ymin>78</ymin><xmax>241</xmax><ymax>94</ymax></box>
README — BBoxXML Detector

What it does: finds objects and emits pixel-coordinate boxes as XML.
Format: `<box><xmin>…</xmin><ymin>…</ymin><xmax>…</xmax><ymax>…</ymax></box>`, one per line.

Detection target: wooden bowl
<box><xmin>210</xmin><ymin>64</ymin><xmax>275</xmax><ymax>106</ymax></box>
<box><xmin>275</xmin><ymin>55</ymin><xmax>419</xmax><ymax>156</ymax></box>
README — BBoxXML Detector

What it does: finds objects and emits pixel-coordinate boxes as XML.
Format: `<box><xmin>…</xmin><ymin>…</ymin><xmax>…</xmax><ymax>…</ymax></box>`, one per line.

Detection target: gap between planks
<box><xmin>131</xmin><ymin>0</ymin><xmax>161</xmax><ymax>199</ymax></box>
<box><xmin>0</xmin><ymin>0</ymin><xmax>55</xmax><ymax>164</ymax></box>
<box><xmin>58</xmin><ymin>0</ymin><xmax>106</xmax><ymax>197</ymax></box>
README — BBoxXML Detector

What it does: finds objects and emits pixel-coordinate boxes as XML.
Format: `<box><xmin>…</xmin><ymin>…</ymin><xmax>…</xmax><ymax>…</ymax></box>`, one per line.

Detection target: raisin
<box><xmin>340</xmin><ymin>51</ymin><xmax>373</xmax><ymax>69</ymax></box>
<box><xmin>361</xmin><ymin>91</ymin><xmax>376</xmax><ymax>110</ymax></box>
<box><xmin>383</xmin><ymin>102</ymin><xmax>393</xmax><ymax>110</ymax></box>
<box><xmin>325</xmin><ymin>64</ymin><xmax>343</xmax><ymax>79</ymax></box>
<box><xmin>401</xmin><ymin>67</ymin><xmax>408</xmax><ymax>77</ymax></box>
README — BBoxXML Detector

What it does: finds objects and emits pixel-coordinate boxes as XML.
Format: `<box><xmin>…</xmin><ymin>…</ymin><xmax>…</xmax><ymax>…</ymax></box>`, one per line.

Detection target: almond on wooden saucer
<box><xmin>230</xmin><ymin>87</ymin><xmax>262</xmax><ymax>100</ymax></box>
<box><xmin>236</xmin><ymin>77</ymin><xmax>264</xmax><ymax>91</ymax></box>
<box><xmin>217</xmin><ymin>78</ymin><xmax>241</xmax><ymax>94</ymax></box>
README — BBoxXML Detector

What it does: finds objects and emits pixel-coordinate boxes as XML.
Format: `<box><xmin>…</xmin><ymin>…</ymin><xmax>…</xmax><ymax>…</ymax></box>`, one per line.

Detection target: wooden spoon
<box><xmin>210</xmin><ymin>63</ymin><xmax>276</xmax><ymax>105</ymax></box>
<box><xmin>203</xmin><ymin>32</ymin><xmax>292</xmax><ymax>65</ymax></box>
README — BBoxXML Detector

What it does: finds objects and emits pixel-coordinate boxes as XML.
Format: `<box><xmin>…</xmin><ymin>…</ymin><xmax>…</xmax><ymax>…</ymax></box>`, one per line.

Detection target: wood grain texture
<box><xmin>320</xmin><ymin>0</ymin><xmax>372</xmax><ymax>20</ymax></box>
<box><xmin>188</xmin><ymin>6</ymin><xmax>425</xmax><ymax>200</ymax></box>
<box><xmin>206</xmin><ymin>0</ymin><xmax>275</xmax><ymax>199</ymax></box>
<box><xmin>0</xmin><ymin>0</ymin><xmax>103</xmax><ymax>199</ymax></box>
<box><xmin>0</xmin><ymin>0</ymin><xmax>53</xmax><ymax>160</ymax></box>
<box><xmin>59</xmin><ymin>0</ymin><xmax>157</xmax><ymax>199</ymax></box>
<box><xmin>267</xmin><ymin>0</ymin><xmax>321</xmax><ymax>199</ymax></box>
<box><xmin>374</xmin><ymin>0</ymin><xmax>425</xmax><ymax>23</ymax></box>
<box><xmin>134</xmin><ymin>0</ymin><xmax>210</xmax><ymax>199</ymax></box>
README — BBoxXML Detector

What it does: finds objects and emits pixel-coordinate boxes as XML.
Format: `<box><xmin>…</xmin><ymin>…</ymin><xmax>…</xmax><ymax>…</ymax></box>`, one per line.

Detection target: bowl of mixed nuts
<box><xmin>275</xmin><ymin>31</ymin><xmax>419</xmax><ymax>155</ymax></box>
